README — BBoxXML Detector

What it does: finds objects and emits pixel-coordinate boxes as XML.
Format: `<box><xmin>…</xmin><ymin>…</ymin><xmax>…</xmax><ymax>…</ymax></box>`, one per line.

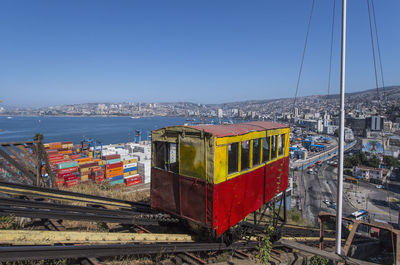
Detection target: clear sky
<box><xmin>0</xmin><ymin>0</ymin><xmax>399</xmax><ymax>107</ymax></box>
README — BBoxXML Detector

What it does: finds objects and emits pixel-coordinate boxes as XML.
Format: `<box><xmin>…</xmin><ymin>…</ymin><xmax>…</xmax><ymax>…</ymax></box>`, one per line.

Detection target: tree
<box><xmin>33</xmin><ymin>133</ymin><xmax>44</xmax><ymax>142</ymax></box>
<box><xmin>383</xmin><ymin>156</ymin><xmax>400</xmax><ymax>168</ymax></box>
<box><xmin>366</xmin><ymin>155</ymin><xmax>380</xmax><ymax>168</ymax></box>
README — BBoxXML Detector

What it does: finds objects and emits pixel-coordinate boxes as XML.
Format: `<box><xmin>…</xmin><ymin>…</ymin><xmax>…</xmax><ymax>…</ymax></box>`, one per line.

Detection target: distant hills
<box><xmin>2</xmin><ymin>86</ymin><xmax>399</xmax><ymax>115</ymax></box>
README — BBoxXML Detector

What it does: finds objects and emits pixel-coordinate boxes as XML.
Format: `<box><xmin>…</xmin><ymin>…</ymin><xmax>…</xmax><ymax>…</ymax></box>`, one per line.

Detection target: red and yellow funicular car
<box><xmin>150</xmin><ymin>121</ymin><xmax>290</xmax><ymax>236</ymax></box>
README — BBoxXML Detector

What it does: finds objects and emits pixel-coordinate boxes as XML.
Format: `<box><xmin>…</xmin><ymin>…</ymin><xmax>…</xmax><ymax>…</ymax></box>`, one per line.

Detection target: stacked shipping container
<box><xmin>43</xmin><ymin>141</ymin><xmax>144</xmax><ymax>188</ymax></box>
<box><xmin>103</xmin><ymin>154</ymin><xmax>124</xmax><ymax>185</ymax></box>
<box><xmin>123</xmin><ymin>159</ymin><xmax>141</xmax><ymax>186</ymax></box>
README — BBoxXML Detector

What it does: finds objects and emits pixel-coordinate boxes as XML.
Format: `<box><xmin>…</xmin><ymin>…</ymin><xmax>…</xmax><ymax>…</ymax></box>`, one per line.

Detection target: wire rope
<box><xmin>292</xmin><ymin>0</ymin><xmax>315</xmax><ymax>120</ymax></box>
<box><xmin>371</xmin><ymin>0</ymin><xmax>385</xmax><ymax>89</ymax></box>
<box><xmin>327</xmin><ymin>0</ymin><xmax>336</xmax><ymax>98</ymax></box>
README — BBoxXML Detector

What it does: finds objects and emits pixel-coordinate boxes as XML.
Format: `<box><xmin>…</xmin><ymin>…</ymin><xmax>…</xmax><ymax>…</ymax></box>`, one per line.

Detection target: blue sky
<box><xmin>0</xmin><ymin>0</ymin><xmax>399</xmax><ymax>107</ymax></box>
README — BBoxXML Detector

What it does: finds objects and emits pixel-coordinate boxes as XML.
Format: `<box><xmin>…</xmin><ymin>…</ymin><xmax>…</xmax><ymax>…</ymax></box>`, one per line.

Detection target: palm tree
<box><xmin>33</xmin><ymin>133</ymin><xmax>44</xmax><ymax>142</ymax></box>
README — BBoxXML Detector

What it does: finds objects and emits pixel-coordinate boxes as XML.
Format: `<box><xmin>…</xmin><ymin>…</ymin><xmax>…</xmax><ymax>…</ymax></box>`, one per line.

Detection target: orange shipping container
<box><xmin>106</xmin><ymin>171</ymin><xmax>123</xmax><ymax>179</ymax></box>
<box><xmin>107</xmin><ymin>167</ymin><xmax>123</xmax><ymax>175</ymax></box>
<box><xmin>75</xmin><ymin>157</ymin><xmax>92</xmax><ymax>163</ymax></box>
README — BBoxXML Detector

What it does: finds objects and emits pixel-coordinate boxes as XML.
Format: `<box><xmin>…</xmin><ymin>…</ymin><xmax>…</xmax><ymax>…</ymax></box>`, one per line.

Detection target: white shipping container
<box><xmin>138</xmin><ymin>161</ymin><xmax>151</xmax><ymax>180</ymax></box>
<box><xmin>124</xmin><ymin>173</ymin><xmax>140</xmax><ymax>179</ymax></box>
<box><xmin>123</xmin><ymin>163</ymin><xmax>137</xmax><ymax>169</ymax></box>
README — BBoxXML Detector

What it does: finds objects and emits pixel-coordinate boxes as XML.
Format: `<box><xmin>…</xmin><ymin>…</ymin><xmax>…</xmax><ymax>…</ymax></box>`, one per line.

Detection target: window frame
<box><xmin>252</xmin><ymin>138</ymin><xmax>261</xmax><ymax>167</ymax></box>
<box><xmin>241</xmin><ymin>140</ymin><xmax>250</xmax><ymax>171</ymax></box>
<box><xmin>278</xmin><ymin>134</ymin><xmax>285</xmax><ymax>157</ymax></box>
<box><xmin>153</xmin><ymin>141</ymin><xmax>179</xmax><ymax>173</ymax></box>
<box><xmin>262</xmin><ymin>136</ymin><xmax>271</xmax><ymax>163</ymax></box>
<box><xmin>271</xmin><ymin>135</ymin><xmax>278</xmax><ymax>160</ymax></box>
<box><xmin>227</xmin><ymin>142</ymin><xmax>239</xmax><ymax>175</ymax></box>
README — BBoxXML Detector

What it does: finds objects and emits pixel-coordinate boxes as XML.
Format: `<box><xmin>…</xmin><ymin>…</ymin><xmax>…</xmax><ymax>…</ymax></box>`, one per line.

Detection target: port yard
<box><xmin>0</xmin><ymin>140</ymin><xmax>152</xmax><ymax>190</ymax></box>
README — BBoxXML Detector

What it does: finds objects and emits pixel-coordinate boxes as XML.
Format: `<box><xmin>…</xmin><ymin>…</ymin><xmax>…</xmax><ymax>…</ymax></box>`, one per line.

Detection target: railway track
<box><xmin>0</xmin><ymin>180</ymin><xmax>149</xmax><ymax>210</ymax></box>
<box><xmin>0</xmin><ymin>241</ymin><xmax>258</xmax><ymax>261</ymax></box>
<box><xmin>0</xmin><ymin>181</ymin><xmax>348</xmax><ymax>263</ymax></box>
<box><xmin>0</xmin><ymin>200</ymin><xmax>178</xmax><ymax>226</ymax></box>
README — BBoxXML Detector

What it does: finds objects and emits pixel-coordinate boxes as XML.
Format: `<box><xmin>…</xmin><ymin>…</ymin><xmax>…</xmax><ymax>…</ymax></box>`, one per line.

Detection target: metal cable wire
<box><xmin>367</xmin><ymin>3</ymin><xmax>394</xmax><ymax>260</ymax></box>
<box><xmin>371</xmin><ymin>0</ymin><xmax>385</xmax><ymax>89</ymax></box>
<box><xmin>292</xmin><ymin>0</ymin><xmax>315</xmax><ymax>120</ymax></box>
<box><xmin>327</xmin><ymin>0</ymin><xmax>336</xmax><ymax>98</ymax></box>
<box><xmin>366</xmin><ymin>0</ymin><xmax>380</xmax><ymax>106</ymax></box>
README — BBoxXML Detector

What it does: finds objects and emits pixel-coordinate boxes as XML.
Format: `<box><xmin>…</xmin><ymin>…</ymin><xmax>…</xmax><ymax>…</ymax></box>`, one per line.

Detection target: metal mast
<box><xmin>336</xmin><ymin>0</ymin><xmax>347</xmax><ymax>255</ymax></box>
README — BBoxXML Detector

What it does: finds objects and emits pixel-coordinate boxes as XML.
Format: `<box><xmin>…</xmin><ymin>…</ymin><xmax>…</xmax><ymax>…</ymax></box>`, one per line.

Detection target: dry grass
<box><xmin>102</xmin><ymin>256</ymin><xmax>154</xmax><ymax>265</ymax></box>
<box><xmin>61</xmin><ymin>181</ymin><xmax>150</xmax><ymax>202</ymax></box>
<box><xmin>58</xmin><ymin>181</ymin><xmax>149</xmax><ymax>230</ymax></box>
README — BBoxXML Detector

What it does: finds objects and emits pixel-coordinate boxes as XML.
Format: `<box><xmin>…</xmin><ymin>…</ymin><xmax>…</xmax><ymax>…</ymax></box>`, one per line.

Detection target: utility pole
<box><xmin>336</xmin><ymin>0</ymin><xmax>347</xmax><ymax>255</ymax></box>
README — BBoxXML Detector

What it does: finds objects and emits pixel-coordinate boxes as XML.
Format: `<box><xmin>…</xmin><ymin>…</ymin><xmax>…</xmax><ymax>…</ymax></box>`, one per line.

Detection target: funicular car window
<box><xmin>241</xmin><ymin>140</ymin><xmax>250</xmax><ymax>171</ymax></box>
<box><xmin>262</xmin><ymin>136</ymin><xmax>270</xmax><ymax>162</ymax></box>
<box><xmin>228</xmin><ymin>143</ymin><xmax>239</xmax><ymax>174</ymax></box>
<box><xmin>271</xmin><ymin>135</ymin><xmax>277</xmax><ymax>160</ymax></box>
<box><xmin>252</xmin><ymin>139</ymin><xmax>261</xmax><ymax>166</ymax></box>
<box><xmin>153</xmin><ymin>141</ymin><xmax>179</xmax><ymax>173</ymax></box>
<box><xmin>278</xmin><ymin>134</ymin><xmax>285</xmax><ymax>157</ymax></box>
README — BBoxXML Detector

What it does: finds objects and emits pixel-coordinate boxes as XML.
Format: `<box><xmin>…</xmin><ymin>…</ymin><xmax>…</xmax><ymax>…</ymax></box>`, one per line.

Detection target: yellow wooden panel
<box><xmin>0</xmin><ymin>230</ymin><xmax>194</xmax><ymax>245</ymax></box>
<box><xmin>267</xmin><ymin>128</ymin><xmax>290</xmax><ymax>136</ymax></box>
<box><xmin>179</xmin><ymin>137</ymin><xmax>205</xmax><ymax>180</ymax></box>
<box><xmin>285</xmin><ymin>131</ymin><xmax>290</xmax><ymax>157</ymax></box>
<box><xmin>249</xmin><ymin>140</ymin><xmax>253</xmax><ymax>168</ymax></box>
<box><xmin>214</xmin><ymin>145</ymin><xmax>227</xmax><ymax>184</ymax></box>
<box><xmin>215</xmin><ymin>131</ymin><xmax>266</xmax><ymax>146</ymax></box>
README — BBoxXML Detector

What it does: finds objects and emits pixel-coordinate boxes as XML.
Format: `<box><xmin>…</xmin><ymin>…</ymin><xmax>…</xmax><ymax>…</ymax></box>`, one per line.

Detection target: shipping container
<box><xmin>106</xmin><ymin>171</ymin><xmax>124</xmax><ymax>178</ymax></box>
<box><xmin>65</xmin><ymin>179</ymin><xmax>79</xmax><ymax>188</ymax></box>
<box><xmin>108</xmin><ymin>175</ymin><xmax>124</xmax><ymax>182</ymax></box>
<box><xmin>106</xmin><ymin>158</ymin><xmax>121</xmax><ymax>165</ymax></box>
<box><xmin>57</xmin><ymin>166</ymin><xmax>79</xmax><ymax>175</ymax></box>
<box><xmin>123</xmin><ymin>163</ymin><xmax>137</xmax><ymax>169</ymax></box>
<box><xmin>103</xmin><ymin>154</ymin><xmax>121</xmax><ymax>161</ymax></box>
<box><xmin>57</xmin><ymin>161</ymin><xmax>78</xmax><ymax>170</ymax></box>
<box><xmin>106</xmin><ymin>162</ymin><xmax>123</xmax><ymax>169</ymax></box>
<box><xmin>109</xmin><ymin>178</ymin><xmax>124</xmax><ymax>185</ymax></box>
<box><xmin>80</xmin><ymin>162</ymin><xmax>99</xmax><ymax>169</ymax></box>
<box><xmin>125</xmin><ymin>175</ymin><xmax>142</xmax><ymax>186</ymax></box>
<box><xmin>123</xmin><ymin>167</ymin><xmax>137</xmax><ymax>173</ymax></box>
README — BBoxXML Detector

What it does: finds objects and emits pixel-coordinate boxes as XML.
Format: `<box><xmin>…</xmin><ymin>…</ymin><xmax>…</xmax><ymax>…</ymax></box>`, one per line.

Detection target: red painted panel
<box><xmin>213</xmin><ymin>167</ymin><xmax>265</xmax><ymax>236</ymax></box>
<box><xmin>150</xmin><ymin>156</ymin><xmax>289</xmax><ymax>237</ymax></box>
<box><xmin>265</xmin><ymin>157</ymin><xmax>289</xmax><ymax>204</ymax></box>
<box><xmin>280</xmin><ymin>156</ymin><xmax>289</xmax><ymax>192</ymax></box>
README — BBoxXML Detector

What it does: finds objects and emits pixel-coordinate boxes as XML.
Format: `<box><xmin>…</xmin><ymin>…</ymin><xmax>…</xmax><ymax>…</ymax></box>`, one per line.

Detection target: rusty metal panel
<box><xmin>179</xmin><ymin>176</ymin><xmax>208</xmax><ymax>225</ymax></box>
<box><xmin>151</xmin><ymin>168</ymin><xmax>212</xmax><ymax>227</ymax></box>
<box><xmin>150</xmin><ymin>168</ymin><xmax>180</xmax><ymax>215</ymax></box>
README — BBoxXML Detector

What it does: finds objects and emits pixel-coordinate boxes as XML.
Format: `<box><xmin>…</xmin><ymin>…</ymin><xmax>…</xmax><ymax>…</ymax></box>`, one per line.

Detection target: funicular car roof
<box><xmin>187</xmin><ymin>121</ymin><xmax>288</xmax><ymax>138</ymax></box>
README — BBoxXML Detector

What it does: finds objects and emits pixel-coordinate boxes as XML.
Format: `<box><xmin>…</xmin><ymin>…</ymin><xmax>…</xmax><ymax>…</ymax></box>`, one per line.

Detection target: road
<box><xmin>296</xmin><ymin>160</ymin><xmax>400</xmax><ymax>225</ymax></box>
<box><xmin>297</xmin><ymin>162</ymin><xmax>356</xmax><ymax>224</ymax></box>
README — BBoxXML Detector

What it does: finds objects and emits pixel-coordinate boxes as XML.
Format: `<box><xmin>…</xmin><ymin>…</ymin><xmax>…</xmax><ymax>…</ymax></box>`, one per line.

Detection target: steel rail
<box><xmin>0</xmin><ymin>241</ymin><xmax>258</xmax><ymax>261</ymax></box>
<box><xmin>0</xmin><ymin>197</ymin><xmax>154</xmax><ymax>218</ymax></box>
<box><xmin>0</xmin><ymin>181</ymin><xmax>150</xmax><ymax>210</ymax></box>
<box><xmin>0</xmin><ymin>205</ymin><xmax>165</xmax><ymax>225</ymax></box>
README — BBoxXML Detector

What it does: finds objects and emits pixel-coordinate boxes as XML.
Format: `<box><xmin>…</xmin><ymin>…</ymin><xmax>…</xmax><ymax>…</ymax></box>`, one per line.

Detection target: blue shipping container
<box><xmin>109</xmin><ymin>179</ymin><xmax>124</xmax><ymax>185</ymax></box>
<box><xmin>108</xmin><ymin>175</ymin><xmax>124</xmax><ymax>182</ymax></box>
<box><xmin>123</xmin><ymin>167</ymin><xmax>137</xmax><ymax>173</ymax></box>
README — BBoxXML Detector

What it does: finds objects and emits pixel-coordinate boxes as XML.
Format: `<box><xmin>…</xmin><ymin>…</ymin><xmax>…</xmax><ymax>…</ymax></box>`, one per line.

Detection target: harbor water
<box><xmin>0</xmin><ymin>116</ymin><xmax>190</xmax><ymax>144</ymax></box>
